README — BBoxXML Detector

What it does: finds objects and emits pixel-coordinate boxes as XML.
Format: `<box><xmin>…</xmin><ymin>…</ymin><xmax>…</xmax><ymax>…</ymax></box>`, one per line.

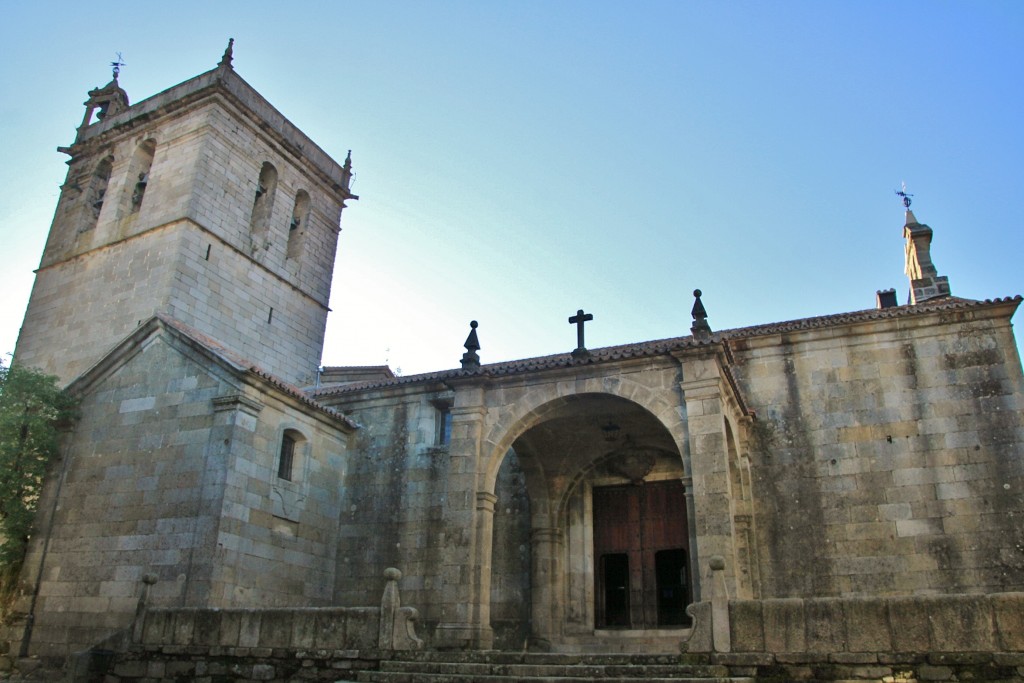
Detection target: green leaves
<box><xmin>0</xmin><ymin>360</ymin><xmax>78</xmax><ymax>569</ymax></box>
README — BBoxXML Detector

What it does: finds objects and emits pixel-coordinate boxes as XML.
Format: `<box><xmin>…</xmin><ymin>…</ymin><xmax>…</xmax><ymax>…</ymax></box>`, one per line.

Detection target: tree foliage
<box><xmin>0</xmin><ymin>360</ymin><xmax>78</xmax><ymax>570</ymax></box>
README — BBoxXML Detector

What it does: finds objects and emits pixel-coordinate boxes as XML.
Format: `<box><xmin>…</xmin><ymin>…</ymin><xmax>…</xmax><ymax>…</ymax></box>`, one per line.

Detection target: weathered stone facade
<box><xmin>312</xmin><ymin>296</ymin><xmax>1024</xmax><ymax>651</ymax></box>
<box><xmin>5</xmin><ymin>47</ymin><xmax>1023</xmax><ymax>675</ymax></box>
<box><xmin>16</xmin><ymin>317</ymin><xmax>355</xmax><ymax>657</ymax></box>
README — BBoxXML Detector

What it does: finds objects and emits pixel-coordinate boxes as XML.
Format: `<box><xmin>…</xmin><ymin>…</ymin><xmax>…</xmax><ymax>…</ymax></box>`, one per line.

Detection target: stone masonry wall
<box><xmin>209</xmin><ymin>387</ymin><xmax>349</xmax><ymax>608</ymax></box>
<box><xmin>488</xmin><ymin>450</ymin><xmax>531</xmax><ymax>651</ymax></box>
<box><xmin>730</xmin><ymin>306</ymin><xmax>1024</xmax><ymax>598</ymax></box>
<box><xmin>18</xmin><ymin>336</ymin><xmax>229</xmax><ymax>657</ymax></box>
<box><xmin>184</xmin><ymin>101</ymin><xmax>344</xmax><ymax>309</ymax></box>
<box><xmin>330</xmin><ymin>392</ymin><xmax>449</xmax><ymax>637</ymax></box>
<box><xmin>164</xmin><ymin>220</ymin><xmax>332</xmax><ymax>388</ymax></box>
<box><xmin>16</xmin><ymin>324</ymin><xmax>352</xmax><ymax>657</ymax></box>
<box><xmin>15</xmin><ymin>224</ymin><xmax>183</xmax><ymax>384</ymax></box>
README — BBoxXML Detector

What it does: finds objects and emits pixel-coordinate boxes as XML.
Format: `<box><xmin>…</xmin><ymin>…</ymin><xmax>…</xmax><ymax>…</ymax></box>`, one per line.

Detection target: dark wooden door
<box><xmin>593</xmin><ymin>480</ymin><xmax>690</xmax><ymax>628</ymax></box>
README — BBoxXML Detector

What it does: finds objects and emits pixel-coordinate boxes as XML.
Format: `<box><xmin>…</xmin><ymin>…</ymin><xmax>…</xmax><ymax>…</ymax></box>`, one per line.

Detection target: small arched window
<box><xmin>82</xmin><ymin>155</ymin><xmax>114</xmax><ymax>231</ymax></box>
<box><xmin>127</xmin><ymin>139</ymin><xmax>156</xmax><ymax>213</ymax></box>
<box><xmin>277</xmin><ymin>429</ymin><xmax>305</xmax><ymax>481</ymax></box>
<box><xmin>249</xmin><ymin>162</ymin><xmax>278</xmax><ymax>241</ymax></box>
<box><xmin>286</xmin><ymin>190</ymin><xmax>311</xmax><ymax>259</ymax></box>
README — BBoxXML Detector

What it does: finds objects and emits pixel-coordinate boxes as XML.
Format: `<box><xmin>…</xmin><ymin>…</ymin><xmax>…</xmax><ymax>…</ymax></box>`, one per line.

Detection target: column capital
<box><xmin>475</xmin><ymin>491</ymin><xmax>498</xmax><ymax>511</ymax></box>
<box><xmin>451</xmin><ymin>404</ymin><xmax>488</xmax><ymax>421</ymax></box>
<box><xmin>531</xmin><ymin>527</ymin><xmax>564</xmax><ymax>544</ymax></box>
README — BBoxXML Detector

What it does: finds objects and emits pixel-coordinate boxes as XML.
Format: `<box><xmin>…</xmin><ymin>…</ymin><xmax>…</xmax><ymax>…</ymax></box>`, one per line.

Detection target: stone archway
<box><xmin>485</xmin><ymin>393</ymin><xmax>694</xmax><ymax>649</ymax></box>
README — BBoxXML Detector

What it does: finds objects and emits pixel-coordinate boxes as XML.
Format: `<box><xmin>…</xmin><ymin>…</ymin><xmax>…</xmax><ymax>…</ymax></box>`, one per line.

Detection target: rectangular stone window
<box><xmin>278</xmin><ymin>433</ymin><xmax>296</xmax><ymax>480</ymax></box>
<box><xmin>437</xmin><ymin>406</ymin><xmax>452</xmax><ymax>446</ymax></box>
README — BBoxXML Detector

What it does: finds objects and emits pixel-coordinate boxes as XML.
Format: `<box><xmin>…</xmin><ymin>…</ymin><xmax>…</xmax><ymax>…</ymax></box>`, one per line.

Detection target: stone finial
<box><xmin>691</xmin><ymin>289</ymin><xmax>712</xmax><ymax>341</ymax></box>
<box><xmin>342</xmin><ymin>150</ymin><xmax>355</xmax><ymax>192</ymax></box>
<box><xmin>219</xmin><ymin>38</ymin><xmax>235</xmax><ymax>68</ymax></box>
<box><xmin>130</xmin><ymin>573</ymin><xmax>159</xmax><ymax>644</ymax></box>
<box><xmin>461</xmin><ymin>321</ymin><xmax>481</xmax><ymax>370</ymax></box>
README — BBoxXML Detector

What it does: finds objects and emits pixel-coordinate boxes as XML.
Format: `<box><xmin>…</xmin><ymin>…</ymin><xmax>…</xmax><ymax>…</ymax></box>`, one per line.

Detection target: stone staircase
<box><xmin>554</xmin><ymin>628</ymin><xmax>690</xmax><ymax>654</ymax></box>
<box><xmin>347</xmin><ymin>652</ymin><xmax>754</xmax><ymax>683</ymax></box>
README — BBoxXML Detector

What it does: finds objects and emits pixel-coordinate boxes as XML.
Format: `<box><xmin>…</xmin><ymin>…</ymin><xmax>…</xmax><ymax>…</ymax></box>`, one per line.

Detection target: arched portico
<box><xmin>430</xmin><ymin>349</ymin><xmax>750</xmax><ymax>651</ymax></box>
<box><xmin>481</xmin><ymin>393</ymin><xmax>697</xmax><ymax>649</ymax></box>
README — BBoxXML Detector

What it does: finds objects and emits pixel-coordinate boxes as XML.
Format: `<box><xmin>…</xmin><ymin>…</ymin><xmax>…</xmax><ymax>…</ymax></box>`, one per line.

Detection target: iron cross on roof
<box><xmin>568</xmin><ymin>309</ymin><xmax>593</xmax><ymax>358</ymax></box>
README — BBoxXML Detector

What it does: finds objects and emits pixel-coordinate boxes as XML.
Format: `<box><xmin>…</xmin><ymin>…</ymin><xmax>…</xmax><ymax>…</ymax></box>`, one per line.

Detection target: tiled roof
<box><xmin>310</xmin><ymin>296</ymin><xmax>1021</xmax><ymax>398</ymax></box>
<box><xmin>321</xmin><ymin>365</ymin><xmax>396</xmax><ymax>373</ymax></box>
<box><xmin>717</xmin><ymin>295</ymin><xmax>1018</xmax><ymax>340</ymax></box>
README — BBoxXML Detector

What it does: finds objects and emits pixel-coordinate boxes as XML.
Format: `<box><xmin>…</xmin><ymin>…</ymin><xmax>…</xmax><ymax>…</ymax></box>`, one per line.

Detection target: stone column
<box><xmin>681</xmin><ymin>474</ymin><xmax>700</xmax><ymax>602</ymax></box>
<box><xmin>472</xmin><ymin>491</ymin><xmax>498</xmax><ymax>636</ymax></box>
<box><xmin>678</xmin><ymin>353</ymin><xmax>738</xmax><ymax>598</ymax></box>
<box><xmin>530</xmin><ymin>527</ymin><xmax>564</xmax><ymax>649</ymax></box>
<box><xmin>433</xmin><ymin>394</ymin><xmax>494</xmax><ymax>649</ymax></box>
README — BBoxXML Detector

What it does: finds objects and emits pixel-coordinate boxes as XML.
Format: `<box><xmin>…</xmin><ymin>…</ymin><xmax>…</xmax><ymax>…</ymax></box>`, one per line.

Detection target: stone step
<box><xmin>386</xmin><ymin>652</ymin><xmax>701</xmax><ymax>665</ymax></box>
<box><xmin>350</xmin><ymin>653</ymin><xmax>755</xmax><ymax>683</ymax></box>
<box><xmin>378</xmin><ymin>660</ymin><xmax>731</xmax><ymax>678</ymax></box>
<box><xmin>553</xmin><ymin>629</ymin><xmax>690</xmax><ymax>655</ymax></box>
<box><xmin>357</xmin><ymin>675</ymin><xmax>751</xmax><ymax>683</ymax></box>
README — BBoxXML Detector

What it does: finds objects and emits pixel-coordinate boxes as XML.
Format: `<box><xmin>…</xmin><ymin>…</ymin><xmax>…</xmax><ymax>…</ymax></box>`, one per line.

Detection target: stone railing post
<box><xmin>131</xmin><ymin>573</ymin><xmax>158</xmax><ymax>644</ymax></box>
<box><xmin>379</xmin><ymin>568</ymin><xmax>423</xmax><ymax>651</ymax></box>
<box><xmin>709</xmin><ymin>556</ymin><xmax>730</xmax><ymax>653</ymax></box>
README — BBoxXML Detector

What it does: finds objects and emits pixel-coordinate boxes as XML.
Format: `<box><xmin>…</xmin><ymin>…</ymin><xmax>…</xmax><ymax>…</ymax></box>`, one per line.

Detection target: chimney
<box><xmin>876</xmin><ymin>288</ymin><xmax>898</xmax><ymax>309</ymax></box>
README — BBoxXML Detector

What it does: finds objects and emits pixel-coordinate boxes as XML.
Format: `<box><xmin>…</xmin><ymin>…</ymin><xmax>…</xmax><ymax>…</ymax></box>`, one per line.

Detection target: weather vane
<box><xmin>894</xmin><ymin>181</ymin><xmax>913</xmax><ymax>209</ymax></box>
<box><xmin>111</xmin><ymin>52</ymin><xmax>126</xmax><ymax>79</ymax></box>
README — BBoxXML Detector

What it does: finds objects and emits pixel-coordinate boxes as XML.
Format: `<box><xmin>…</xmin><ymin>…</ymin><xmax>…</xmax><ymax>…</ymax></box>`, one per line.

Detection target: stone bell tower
<box><xmin>14</xmin><ymin>42</ymin><xmax>357</xmax><ymax>386</ymax></box>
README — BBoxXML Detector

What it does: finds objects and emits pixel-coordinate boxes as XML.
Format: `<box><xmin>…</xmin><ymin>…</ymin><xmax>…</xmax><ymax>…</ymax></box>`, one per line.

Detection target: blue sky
<box><xmin>1</xmin><ymin>1</ymin><xmax>1022</xmax><ymax>376</ymax></box>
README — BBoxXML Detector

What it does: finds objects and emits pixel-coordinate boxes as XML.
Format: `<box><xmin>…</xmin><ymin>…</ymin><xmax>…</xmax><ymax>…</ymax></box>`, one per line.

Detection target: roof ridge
<box><xmin>310</xmin><ymin>296</ymin><xmax>1021</xmax><ymax>397</ymax></box>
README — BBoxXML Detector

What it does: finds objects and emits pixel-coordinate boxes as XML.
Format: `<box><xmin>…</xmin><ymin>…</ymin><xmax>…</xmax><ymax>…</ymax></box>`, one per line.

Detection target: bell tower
<box><xmin>14</xmin><ymin>42</ymin><xmax>357</xmax><ymax>386</ymax></box>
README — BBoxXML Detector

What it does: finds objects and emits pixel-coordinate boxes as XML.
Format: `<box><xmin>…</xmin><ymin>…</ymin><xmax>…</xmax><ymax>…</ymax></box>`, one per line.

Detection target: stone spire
<box><xmin>461</xmin><ymin>321</ymin><xmax>481</xmax><ymax>370</ymax></box>
<box><xmin>218</xmin><ymin>38</ymin><xmax>235</xmax><ymax>68</ymax></box>
<box><xmin>690</xmin><ymin>289</ymin><xmax>711</xmax><ymax>341</ymax></box>
<box><xmin>902</xmin><ymin>203</ymin><xmax>951</xmax><ymax>305</ymax></box>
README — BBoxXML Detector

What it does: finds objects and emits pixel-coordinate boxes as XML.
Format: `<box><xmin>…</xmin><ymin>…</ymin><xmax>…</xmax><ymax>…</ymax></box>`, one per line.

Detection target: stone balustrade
<box><xmin>685</xmin><ymin>561</ymin><xmax>1023</xmax><ymax>657</ymax></box>
<box><xmin>133</xmin><ymin>567</ymin><xmax>422</xmax><ymax>653</ymax></box>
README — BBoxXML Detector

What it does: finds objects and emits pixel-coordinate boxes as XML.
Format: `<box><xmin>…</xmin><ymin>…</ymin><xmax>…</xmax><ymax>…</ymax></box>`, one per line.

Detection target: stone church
<box><xmin>7</xmin><ymin>44</ymin><xmax>1024</xmax><ymax>667</ymax></box>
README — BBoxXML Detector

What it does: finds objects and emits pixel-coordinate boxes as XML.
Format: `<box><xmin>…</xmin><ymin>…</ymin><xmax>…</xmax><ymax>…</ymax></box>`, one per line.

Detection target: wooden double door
<box><xmin>593</xmin><ymin>480</ymin><xmax>691</xmax><ymax>629</ymax></box>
